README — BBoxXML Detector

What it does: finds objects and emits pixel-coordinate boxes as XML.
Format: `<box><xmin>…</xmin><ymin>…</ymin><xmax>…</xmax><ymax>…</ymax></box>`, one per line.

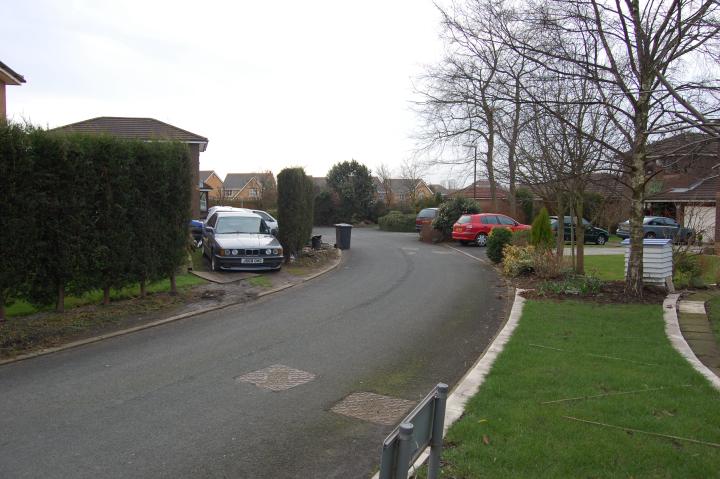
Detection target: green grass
<box><xmin>5</xmin><ymin>272</ymin><xmax>206</xmax><ymax>318</ymax></box>
<box><xmin>438</xmin><ymin>300</ymin><xmax>720</xmax><ymax>478</ymax></box>
<box><xmin>247</xmin><ymin>276</ymin><xmax>273</xmax><ymax>288</ymax></box>
<box><xmin>707</xmin><ymin>294</ymin><xmax>720</xmax><ymax>346</ymax></box>
<box><xmin>583</xmin><ymin>254</ymin><xmax>625</xmax><ymax>280</ymax></box>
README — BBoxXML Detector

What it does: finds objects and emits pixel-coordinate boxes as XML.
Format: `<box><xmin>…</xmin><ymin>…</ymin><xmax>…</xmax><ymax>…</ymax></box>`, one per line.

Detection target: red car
<box><xmin>452</xmin><ymin>213</ymin><xmax>530</xmax><ymax>246</ymax></box>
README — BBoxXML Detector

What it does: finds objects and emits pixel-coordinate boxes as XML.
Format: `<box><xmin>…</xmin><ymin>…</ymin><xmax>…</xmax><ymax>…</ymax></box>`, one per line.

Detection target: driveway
<box><xmin>0</xmin><ymin>228</ymin><xmax>508</xmax><ymax>479</ymax></box>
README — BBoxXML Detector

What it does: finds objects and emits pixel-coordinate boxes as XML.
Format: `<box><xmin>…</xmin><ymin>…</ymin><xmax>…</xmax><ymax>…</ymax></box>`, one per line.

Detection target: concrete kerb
<box><xmin>0</xmin><ymin>251</ymin><xmax>343</xmax><ymax>367</ymax></box>
<box><xmin>370</xmin><ymin>288</ymin><xmax>526</xmax><ymax>479</ymax></box>
<box><xmin>663</xmin><ymin>293</ymin><xmax>720</xmax><ymax>392</ymax></box>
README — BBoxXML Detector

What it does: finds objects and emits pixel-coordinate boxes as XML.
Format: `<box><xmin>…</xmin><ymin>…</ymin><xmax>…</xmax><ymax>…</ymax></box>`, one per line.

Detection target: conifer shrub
<box><xmin>486</xmin><ymin>227</ymin><xmax>513</xmax><ymax>263</ymax></box>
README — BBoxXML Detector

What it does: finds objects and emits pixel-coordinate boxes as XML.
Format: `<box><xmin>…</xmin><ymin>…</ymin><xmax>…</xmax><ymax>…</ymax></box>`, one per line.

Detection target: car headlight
<box><xmin>232</xmin><ymin>249</ymin><xmax>238</xmax><ymax>256</ymax></box>
<box><xmin>272</xmin><ymin>249</ymin><xmax>278</xmax><ymax>255</ymax></box>
<box><xmin>266</xmin><ymin>248</ymin><xmax>272</xmax><ymax>255</ymax></box>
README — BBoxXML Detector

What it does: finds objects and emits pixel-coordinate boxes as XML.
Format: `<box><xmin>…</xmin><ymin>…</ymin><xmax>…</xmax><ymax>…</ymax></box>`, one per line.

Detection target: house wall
<box><xmin>685</xmin><ymin>205</ymin><xmax>715</xmax><ymax>243</ymax></box>
<box><xmin>0</xmin><ymin>82</ymin><xmax>6</xmax><ymax>120</ymax></box>
<box><xmin>189</xmin><ymin>144</ymin><xmax>200</xmax><ymax>219</ymax></box>
<box><xmin>205</xmin><ymin>174</ymin><xmax>224</xmax><ymax>199</ymax></box>
<box><xmin>233</xmin><ymin>177</ymin><xmax>263</xmax><ymax>201</ymax></box>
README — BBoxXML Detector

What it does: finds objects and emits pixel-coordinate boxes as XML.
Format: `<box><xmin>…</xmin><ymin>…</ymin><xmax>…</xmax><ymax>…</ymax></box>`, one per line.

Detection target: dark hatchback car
<box><xmin>550</xmin><ymin>216</ymin><xmax>610</xmax><ymax>245</ymax></box>
<box><xmin>415</xmin><ymin>207</ymin><xmax>438</xmax><ymax>231</ymax></box>
<box><xmin>616</xmin><ymin>216</ymin><xmax>693</xmax><ymax>243</ymax></box>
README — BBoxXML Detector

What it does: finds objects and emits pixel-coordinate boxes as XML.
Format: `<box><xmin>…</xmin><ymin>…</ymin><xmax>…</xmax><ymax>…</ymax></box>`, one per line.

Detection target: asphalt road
<box><xmin>0</xmin><ymin>228</ymin><xmax>508</xmax><ymax>479</ymax></box>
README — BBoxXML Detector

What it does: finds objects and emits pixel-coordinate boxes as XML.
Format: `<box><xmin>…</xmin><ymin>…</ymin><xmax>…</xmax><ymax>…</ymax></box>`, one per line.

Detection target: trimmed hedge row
<box><xmin>378</xmin><ymin>211</ymin><xmax>416</xmax><ymax>232</ymax></box>
<box><xmin>0</xmin><ymin>123</ymin><xmax>192</xmax><ymax>319</ymax></box>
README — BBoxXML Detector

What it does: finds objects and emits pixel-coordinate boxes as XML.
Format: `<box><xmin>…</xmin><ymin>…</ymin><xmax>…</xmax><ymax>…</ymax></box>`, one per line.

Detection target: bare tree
<box><xmin>499</xmin><ymin>0</ymin><xmax>720</xmax><ymax>295</ymax></box>
<box><xmin>375</xmin><ymin>163</ymin><xmax>395</xmax><ymax>206</ymax></box>
<box><xmin>399</xmin><ymin>158</ymin><xmax>427</xmax><ymax>206</ymax></box>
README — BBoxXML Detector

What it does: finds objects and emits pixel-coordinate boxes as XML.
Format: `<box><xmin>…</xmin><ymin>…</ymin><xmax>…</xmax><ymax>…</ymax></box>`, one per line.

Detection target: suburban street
<box><xmin>0</xmin><ymin>228</ymin><xmax>508</xmax><ymax>479</ymax></box>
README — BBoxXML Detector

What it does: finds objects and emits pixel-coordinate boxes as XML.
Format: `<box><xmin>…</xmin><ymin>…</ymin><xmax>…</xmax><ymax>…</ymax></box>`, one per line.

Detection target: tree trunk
<box><xmin>556</xmin><ymin>197</ymin><xmax>565</xmax><ymax>258</ymax></box>
<box><xmin>487</xmin><ymin>113</ymin><xmax>498</xmax><ymax>212</ymax></box>
<box><xmin>56</xmin><ymin>283</ymin><xmax>65</xmax><ymax>313</ymax></box>
<box><xmin>103</xmin><ymin>286</ymin><xmax>111</xmax><ymax>305</ymax></box>
<box><xmin>170</xmin><ymin>271</ymin><xmax>177</xmax><ymax>295</ymax></box>
<box><xmin>575</xmin><ymin>202</ymin><xmax>585</xmax><ymax>275</ymax></box>
<box><xmin>140</xmin><ymin>279</ymin><xmax>147</xmax><ymax>298</ymax></box>
<box><xmin>507</xmin><ymin>81</ymin><xmax>522</xmax><ymax>217</ymax></box>
<box><xmin>0</xmin><ymin>293</ymin><xmax>5</xmax><ymax>323</ymax></box>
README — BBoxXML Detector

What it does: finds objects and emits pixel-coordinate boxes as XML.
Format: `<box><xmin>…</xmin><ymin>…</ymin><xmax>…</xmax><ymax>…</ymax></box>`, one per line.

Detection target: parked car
<box><xmin>415</xmin><ymin>207</ymin><xmax>438</xmax><ymax>231</ymax></box>
<box><xmin>202</xmin><ymin>210</ymin><xmax>283</xmax><ymax>271</ymax></box>
<box><xmin>206</xmin><ymin>205</ymin><xmax>248</xmax><ymax>220</ymax></box>
<box><xmin>452</xmin><ymin>213</ymin><xmax>530</xmax><ymax>246</ymax></box>
<box><xmin>550</xmin><ymin>216</ymin><xmax>609</xmax><ymax>245</ymax></box>
<box><xmin>189</xmin><ymin>219</ymin><xmax>204</xmax><ymax>247</ymax></box>
<box><xmin>251</xmin><ymin>209</ymin><xmax>278</xmax><ymax>236</ymax></box>
<box><xmin>616</xmin><ymin>216</ymin><xmax>693</xmax><ymax>243</ymax></box>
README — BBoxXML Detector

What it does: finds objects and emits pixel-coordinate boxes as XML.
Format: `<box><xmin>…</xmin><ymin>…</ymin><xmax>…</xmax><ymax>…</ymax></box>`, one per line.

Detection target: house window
<box><xmin>200</xmin><ymin>191</ymin><xmax>208</xmax><ymax>214</ymax></box>
<box><xmin>249</xmin><ymin>188</ymin><xmax>258</xmax><ymax>198</ymax></box>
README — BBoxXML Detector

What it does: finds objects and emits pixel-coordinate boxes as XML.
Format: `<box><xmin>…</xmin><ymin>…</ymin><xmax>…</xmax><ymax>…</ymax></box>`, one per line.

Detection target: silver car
<box><xmin>616</xmin><ymin>216</ymin><xmax>693</xmax><ymax>243</ymax></box>
<box><xmin>251</xmin><ymin>209</ymin><xmax>278</xmax><ymax>236</ymax></box>
<box><xmin>202</xmin><ymin>210</ymin><xmax>283</xmax><ymax>271</ymax></box>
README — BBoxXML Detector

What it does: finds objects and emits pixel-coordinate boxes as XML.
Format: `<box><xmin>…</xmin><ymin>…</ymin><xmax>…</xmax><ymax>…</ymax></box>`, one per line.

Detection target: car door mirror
<box><xmin>205</xmin><ymin>226</ymin><xmax>214</xmax><ymax>234</ymax></box>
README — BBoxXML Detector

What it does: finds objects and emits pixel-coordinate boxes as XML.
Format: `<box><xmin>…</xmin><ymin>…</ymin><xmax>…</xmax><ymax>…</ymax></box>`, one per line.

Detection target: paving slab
<box><xmin>679</xmin><ymin>301</ymin><xmax>707</xmax><ymax>314</ymax></box>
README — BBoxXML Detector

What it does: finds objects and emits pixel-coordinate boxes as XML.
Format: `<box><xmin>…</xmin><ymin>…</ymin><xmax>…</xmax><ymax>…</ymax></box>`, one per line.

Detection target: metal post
<box><xmin>427</xmin><ymin>383</ymin><xmax>448</xmax><ymax>479</ymax></box>
<box><xmin>395</xmin><ymin>423</ymin><xmax>414</xmax><ymax>479</ymax></box>
<box><xmin>473</xmin><ymin>146</ymin><xmax>477</xmax><ymax>201</ymax></box>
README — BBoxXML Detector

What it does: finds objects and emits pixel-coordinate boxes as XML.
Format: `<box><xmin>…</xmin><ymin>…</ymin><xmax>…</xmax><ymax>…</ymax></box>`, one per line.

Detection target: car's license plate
<box><xmin>241</xmin><ymin>258</ymin><xmax>264</xmax><ymax>264</ymax></box>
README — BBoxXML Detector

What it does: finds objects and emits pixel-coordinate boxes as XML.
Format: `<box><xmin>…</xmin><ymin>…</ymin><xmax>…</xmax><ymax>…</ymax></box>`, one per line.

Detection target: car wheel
<box><xmin>645</xmin><ymin>232</ymin><xmax>656</xmax><ymax>239</ymax></box>
<box><xmin>596</xmin><ymin>235</ymin><xmax>607</xmax><ymax>245</ymax></box>
<box><xmin>211</xmin><ymin>251</ymin><xmax>221</xmax><ymax>272</ymax></box>
<box><xmin>459</xmin><ymin>240</ymin><xmax>469</xmax><ymax>246</ymax></box>
<box><xmin>476</xmin><ymin>233</ymin><xmax>488</xmax><ymax>247</ymax></box>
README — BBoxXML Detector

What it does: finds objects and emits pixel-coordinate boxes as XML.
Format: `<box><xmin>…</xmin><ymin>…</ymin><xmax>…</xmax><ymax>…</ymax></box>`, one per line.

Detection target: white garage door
<box><xmin>685</xmin><ymin>206</ymin><xmax>715</xmax><ymax>242</ymax></box>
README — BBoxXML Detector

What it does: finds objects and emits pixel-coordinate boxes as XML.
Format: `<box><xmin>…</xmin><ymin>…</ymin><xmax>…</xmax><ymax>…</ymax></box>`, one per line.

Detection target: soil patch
<box><xmin>517</xmin><ymin>278</ymin><xmax>667</xmax><ymax>304</ymax></box>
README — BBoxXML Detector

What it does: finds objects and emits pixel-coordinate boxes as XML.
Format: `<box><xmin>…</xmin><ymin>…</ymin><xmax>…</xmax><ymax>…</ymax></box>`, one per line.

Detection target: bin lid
<box><xmin>334</xmin><ymin>223</ymin><xmax>353</xmax><ymax>228</ymax></box>
<box><xmin>620</xmin><ymin>238</ymin><xmax>672</xmax><ymax>247</ymax></box>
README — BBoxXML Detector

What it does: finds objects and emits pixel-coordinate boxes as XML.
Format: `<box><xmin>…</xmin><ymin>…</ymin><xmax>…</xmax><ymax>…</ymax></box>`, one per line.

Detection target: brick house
<box><xmin>0</xmin><ymin>60</ymin><xmax>25</xmax><ymax>121</ymax></box>
<box><xmin>199</xmin><ymin>170</ymin><xmax>224</xmax><ymax>199</ymax></box>
<box><xmin>373</xmin><ymin>177</ymin><xmax>435</xmax><ymax>206</ymax></box>
<box><xmin>222</xmin><ymin>172</ymin><xmax>276</xmax><ymax>203</ymax></box>
<box><xmin>53</xmin><ymin>117</ymin><xmax>208</xmax><ymax>219</ymax></box>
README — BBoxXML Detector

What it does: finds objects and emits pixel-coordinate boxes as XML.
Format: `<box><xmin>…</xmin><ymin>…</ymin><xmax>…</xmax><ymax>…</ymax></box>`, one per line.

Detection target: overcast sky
<box><xmin>3</xmin><ymin>0</ymin><xmax>468</xmax><ymax>184</ymax></box>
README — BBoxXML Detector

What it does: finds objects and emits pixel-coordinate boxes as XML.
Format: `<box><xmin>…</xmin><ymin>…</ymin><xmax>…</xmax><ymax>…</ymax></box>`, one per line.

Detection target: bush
<box><xmin>533</xmin><ymin>249</ymin><xmax>563</xmax><ymax>279</ymax></box>
<box><xmin>530</xmin><ymin>207</ymin><xmax>553</xmax><ymax>249</ymax></box>
<box><xmin>503</xmin><ymin>245</ymin><xmax>536</xmax><ymax>276</ymax></box>
<box><xmin>278</xmin><ymin>167</ymin><xmax>314</xmax><ymax>261</ymax></box>
<box><xmin>487</xmin><ymin>228</ymin><xmax>513</xmax><ymax>264</ymax></box>
<box><xmin>673</xmin><ymin>251</ymin><xmax>703</xmax><ymax>288</ymax></box>
<box><xmin>511</xmin><ymin>229</ymin><xmax>530</xmax><ymax>246</ymax></box>
<box><xmin>538</xmin><ymin>274</ymin><xmax>602</xmax><ymax>295</ymax></box>
<box><xmin>433</xmin><ymin>196</ymin><xmax>481</xmax><ymax>237</ymax></box>
<box><xmin>378</xmin><ymin>211</ymin><xmax>416</xmax><ymax>232</ymax></box>
<box><xmin>516</xmin><ymin>187</ymin><xmax>534</xmax><ymax>223</ymax></box>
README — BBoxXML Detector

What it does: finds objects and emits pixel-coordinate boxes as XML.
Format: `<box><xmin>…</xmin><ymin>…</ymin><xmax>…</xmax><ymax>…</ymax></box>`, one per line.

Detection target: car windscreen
<box><xmin>457</xmin><ymin>215</ymin><xmax>472</xmax><ymax>224</ymax></box>
<box><xmin>253</xmin><ymin>211</ymin><xmax>274</xmax><ymax>221</ymax></box>
<box><xmin>215</xmin><ymin>216</ymin><xmax>262</xmax><ymax>234</ymax></box>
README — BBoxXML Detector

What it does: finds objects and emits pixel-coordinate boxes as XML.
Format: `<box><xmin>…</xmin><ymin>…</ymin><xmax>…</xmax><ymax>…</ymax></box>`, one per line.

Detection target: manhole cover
<box><xmin>235</xmin><ymin>364</ymin><xmax>316</xmax><ymax>391</ymax></box>
<box><xmin>331</xmin><ymin>392</ymin><xmax>415</xmax><ymax>425</ymax></box>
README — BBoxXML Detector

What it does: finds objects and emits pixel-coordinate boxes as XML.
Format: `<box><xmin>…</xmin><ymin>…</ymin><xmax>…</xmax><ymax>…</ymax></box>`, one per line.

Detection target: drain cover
<box><xmin>331</xmin><ymin>392</ymin><xmax>415</xmax><ymax>426</ymax></box>
<box><xmin>235</xmin><ymin>364</ymin><xmax>316</xmax><ymax>391</ymax></box>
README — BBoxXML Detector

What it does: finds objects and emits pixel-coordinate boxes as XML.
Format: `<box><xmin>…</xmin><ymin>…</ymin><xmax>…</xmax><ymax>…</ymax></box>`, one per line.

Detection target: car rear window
<box><xmin>417</xmin><ymin>208</ymin><xmax>437</xmax><ymax>219</ymax></box>
<box><xmin>457</xmin><ymin>215</ymin><xmax>472</xmax><ymax>224</ymax></box>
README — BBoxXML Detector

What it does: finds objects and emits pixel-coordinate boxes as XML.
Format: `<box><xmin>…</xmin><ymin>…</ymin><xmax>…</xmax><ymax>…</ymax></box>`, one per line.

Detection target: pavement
<box><xmin>677</xmin><ymin>299</ymin><xmax>720</xmax><ymax>378</ymax></box>
<box><xmin>0</xmin><ymin>227</ymin><xmax>509</xmax><ymax>479</ymax></box>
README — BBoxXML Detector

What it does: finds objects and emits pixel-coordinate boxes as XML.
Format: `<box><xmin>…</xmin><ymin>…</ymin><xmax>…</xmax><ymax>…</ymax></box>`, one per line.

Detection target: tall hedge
<box><xmin>277</xmin><ymin>167</ymin><xmax>314</xmax><ymax>261</ymax></box>
<box><xmin>0</xmin><ymin>123</ymin><xmax>193</xmax><ymax>316</ymax></box>
<box><xmin>0</xmin><ymin>123</ymin><xmax>33</xmax><ymax>321</ymax></box>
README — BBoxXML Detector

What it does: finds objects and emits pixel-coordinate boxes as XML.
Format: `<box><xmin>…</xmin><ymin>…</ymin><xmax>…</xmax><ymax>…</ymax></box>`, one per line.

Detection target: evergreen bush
<box><xmin>278</xmin><ymin>167</ymin><xmax>314</xmax><ymax>261</ymax></box>
<box><xmin>530</xmin><ymin>207</ymin><xmax>554</xmax><ymax>250</ymax></box>
<box><xmin>486</xmin><ymin>227</ymin><xmax>513</xmax><ymax>264</ymax></box>
<box><xmin>432</xmin><ymin>197</ymin><xmax>481</xmax><ymax>237</ymax></box>
<box><xmin>378</xmin><ymin>211</ymin><xmax>416</xmax><ymax>232</ymax></box>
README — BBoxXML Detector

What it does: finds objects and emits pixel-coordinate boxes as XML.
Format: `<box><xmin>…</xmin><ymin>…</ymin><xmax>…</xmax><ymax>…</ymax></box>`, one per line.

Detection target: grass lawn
<box><xmin>5</xmin><ymin>272</ymin><xmax>206</xmax><ymax>318</ymax></box>
<box><xmin>707</xmin><ymin>294</ymin><xmax>720</xmax><ymax>346</ymax></box>
<box><xmin>583</xmin><ymin>254</ymin><xmax>625</xmax><ymax>281</ymax></box>
<box><xmin>584</xmin><ymin>253</ymin><xmax>719</xmax><ymax>284</ymax></box>
<box><xmin>437</xmin><ymin>300</ymin><xmax>720</xmax><ymax>478</ymax></box>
